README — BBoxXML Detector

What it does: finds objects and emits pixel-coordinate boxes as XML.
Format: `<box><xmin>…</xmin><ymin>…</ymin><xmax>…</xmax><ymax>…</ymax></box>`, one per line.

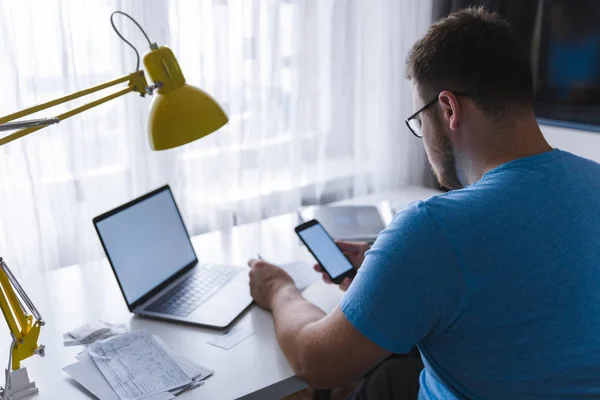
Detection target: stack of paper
<box><xmin>63</xmin><ymin>330</ymin><xmax>213</xmax><ymax>400</ymax></box>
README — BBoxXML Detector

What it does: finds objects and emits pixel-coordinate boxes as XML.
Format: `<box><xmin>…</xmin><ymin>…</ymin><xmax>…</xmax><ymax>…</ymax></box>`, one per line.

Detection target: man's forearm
<box><xmin>270</xmin><ymin>284</ymin><xmax>326</xmax><ymax>376</ymax></box>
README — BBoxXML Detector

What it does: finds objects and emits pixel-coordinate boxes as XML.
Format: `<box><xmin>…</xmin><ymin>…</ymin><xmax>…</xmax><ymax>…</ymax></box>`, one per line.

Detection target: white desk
<box><xmin>334</xmin><ymin>185</ymin><xmax>444</xmax><ymax>211</ymax></box>
<box><xmin>10</xmin><ymin>186</ymin><xmax>441</xmax><ymax>399</ymax></box>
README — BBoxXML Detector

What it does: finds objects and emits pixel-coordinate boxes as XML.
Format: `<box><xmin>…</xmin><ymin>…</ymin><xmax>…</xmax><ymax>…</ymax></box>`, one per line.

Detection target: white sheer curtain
<box><xmin>0</xmin><ymin>0</ymin><xmax>431</xmax><ymax>276</ymax></box>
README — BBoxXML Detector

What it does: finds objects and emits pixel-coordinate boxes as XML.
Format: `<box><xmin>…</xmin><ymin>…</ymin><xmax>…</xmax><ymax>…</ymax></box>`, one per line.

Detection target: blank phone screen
<box><xmin>298</xmin><ymin>223</ymin><xmax>354</xmax><ymax>279</ymax></box>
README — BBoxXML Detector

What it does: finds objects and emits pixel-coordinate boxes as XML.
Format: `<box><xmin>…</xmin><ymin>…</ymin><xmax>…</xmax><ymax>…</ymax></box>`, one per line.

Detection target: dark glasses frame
<box><xmin>405</xmin><ymin>92</ymin><xmax>469</xmax><ymax>138</ymax></box>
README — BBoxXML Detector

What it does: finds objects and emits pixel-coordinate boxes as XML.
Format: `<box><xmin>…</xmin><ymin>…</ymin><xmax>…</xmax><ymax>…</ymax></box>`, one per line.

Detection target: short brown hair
<box><xmin>406</xmin><ymin>7</ymin><xmax>533</xmax><ymax>122</ymax></box>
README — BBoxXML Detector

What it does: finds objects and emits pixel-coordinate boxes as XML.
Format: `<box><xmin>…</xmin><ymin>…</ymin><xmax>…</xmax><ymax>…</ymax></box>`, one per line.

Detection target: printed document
<box><xmin>88</xmin><ymin>330</ymin><xmax>191</xmax><ymax>400</ymax></box>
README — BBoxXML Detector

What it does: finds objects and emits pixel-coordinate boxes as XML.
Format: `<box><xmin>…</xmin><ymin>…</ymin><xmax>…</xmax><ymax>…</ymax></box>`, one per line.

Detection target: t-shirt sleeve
<box><xmin>340</xmin><ymin>201</ymin><xmax>465</xmax><ymax>354</ymax></box>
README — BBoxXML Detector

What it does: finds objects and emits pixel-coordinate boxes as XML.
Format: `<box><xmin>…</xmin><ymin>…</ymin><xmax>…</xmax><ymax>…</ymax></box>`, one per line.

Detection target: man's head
<box><xmin>406</xmin><ymin>7</ymin><xmax>535</xmax><ymax>189</ymax></box>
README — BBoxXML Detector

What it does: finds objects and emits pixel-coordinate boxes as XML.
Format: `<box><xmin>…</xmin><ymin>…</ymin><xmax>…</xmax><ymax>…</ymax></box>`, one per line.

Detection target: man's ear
<box><xmin>438</xmin><ymin>91</ymin><xmax>461</xmax><ymax>131</ymax></box>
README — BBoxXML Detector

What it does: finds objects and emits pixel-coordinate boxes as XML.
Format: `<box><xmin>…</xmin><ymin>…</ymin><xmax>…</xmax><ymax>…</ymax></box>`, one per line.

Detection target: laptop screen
<box><xmin>95</xmin><ymin>187</ymin><xmax>197</xmax><ymax>305</ymax></box>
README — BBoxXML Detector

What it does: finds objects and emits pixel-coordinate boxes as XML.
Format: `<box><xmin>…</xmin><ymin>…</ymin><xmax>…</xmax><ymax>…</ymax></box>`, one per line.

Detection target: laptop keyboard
<box><xmin>146</xmin><ymin>264</ymin><xmax>241</xmax><ymax>317</ymax></box>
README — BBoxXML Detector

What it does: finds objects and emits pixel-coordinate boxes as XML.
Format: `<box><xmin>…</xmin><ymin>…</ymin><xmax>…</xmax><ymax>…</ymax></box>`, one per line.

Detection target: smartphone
<box><xmin>295</xmin><ymin>219</ymin><xmax>356</xmax><ymax>284</ymax></box>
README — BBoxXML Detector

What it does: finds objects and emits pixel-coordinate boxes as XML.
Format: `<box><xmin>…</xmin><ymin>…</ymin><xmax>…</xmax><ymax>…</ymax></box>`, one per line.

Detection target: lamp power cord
<box><xmin>110</xmin><ymin>11</ymin><xmax>158</xmax><ymax>72</ymax></box>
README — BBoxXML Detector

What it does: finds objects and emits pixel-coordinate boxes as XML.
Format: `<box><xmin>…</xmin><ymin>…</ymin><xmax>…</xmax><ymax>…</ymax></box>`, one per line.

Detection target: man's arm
<box><xmin>272</xmin><ymin>286</ymin><xmax>390</xmax><ymax>389</ymax></box>
<box><xmin>248</xmin><ymin>260</ymin><xmax>390</xmax><ymax>389</ymax></box>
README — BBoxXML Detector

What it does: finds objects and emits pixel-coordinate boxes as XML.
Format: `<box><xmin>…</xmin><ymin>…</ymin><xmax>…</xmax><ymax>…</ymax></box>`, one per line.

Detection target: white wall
<box><xmin>542</xmin><ymin>124</ymin><xmax>600</xmax><ymax>163</ymax></box>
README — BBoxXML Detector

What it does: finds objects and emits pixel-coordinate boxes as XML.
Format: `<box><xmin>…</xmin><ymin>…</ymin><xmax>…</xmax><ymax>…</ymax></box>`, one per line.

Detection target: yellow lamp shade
<box><xmin>147</xmin><ymin>85</ymin><xmax>228</xmax><ymax>150</ymax></box>
<box><xmin>144</xmin><ymin>46</ymin><xmax>228</xmax><ymax>150</ymax></box>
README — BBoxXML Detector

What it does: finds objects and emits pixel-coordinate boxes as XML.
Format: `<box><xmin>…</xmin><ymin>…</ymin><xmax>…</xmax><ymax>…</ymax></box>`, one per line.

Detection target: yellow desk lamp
<box><xmin>0</xmin><ymin>11</ymin><xmax>228</xmax><ymax>399</ymax></box>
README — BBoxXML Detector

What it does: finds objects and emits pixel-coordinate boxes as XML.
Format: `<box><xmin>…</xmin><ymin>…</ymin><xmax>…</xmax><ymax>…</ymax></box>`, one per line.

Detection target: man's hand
<box><xmin>313</xmin><ymin>241</ymin><xmax>370</xmax><ymax>291</ymax></box>
<box><xmin>247</xmin><ymin>259</ymin><xmax>296</xmax><ymax>310</ymax></box>
<box><xmin>248</xmin><ymin>250</ymin><xmax>390</xmax><ymax>390</ymax></box>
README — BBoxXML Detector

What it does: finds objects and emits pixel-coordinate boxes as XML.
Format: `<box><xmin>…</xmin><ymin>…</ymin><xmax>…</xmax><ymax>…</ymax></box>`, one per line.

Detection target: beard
<box><xmin>427</xmin><ymin>116</ymin><xmax>463</xmax><ymax>190</ymax></box>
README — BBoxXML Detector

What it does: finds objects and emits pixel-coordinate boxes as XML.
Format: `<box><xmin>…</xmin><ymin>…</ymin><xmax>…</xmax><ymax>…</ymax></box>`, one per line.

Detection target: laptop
<box><xmin>298</xmin><ymin>204</ymin><xmax>391</xmax><ymax>244</ymax></box>
<box><xmin>93</xmin><ymin>185</ymin><xmax>252</xmax><ymax>329</ymax></box>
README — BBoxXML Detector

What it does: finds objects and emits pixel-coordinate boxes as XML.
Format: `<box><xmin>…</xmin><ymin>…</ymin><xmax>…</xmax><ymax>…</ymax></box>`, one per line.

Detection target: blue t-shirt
<box><xmin>341</xmin><ymin>149</ymin><xmax>600</xmax><ymax>399</ymax></box>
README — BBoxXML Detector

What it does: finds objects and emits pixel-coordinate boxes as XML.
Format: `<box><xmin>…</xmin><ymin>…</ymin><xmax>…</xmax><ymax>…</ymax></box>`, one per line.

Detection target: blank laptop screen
<box><xmin>95</xmin><ymin>188</ymin><xmax>197</xmax><ymax>305</ymax></box>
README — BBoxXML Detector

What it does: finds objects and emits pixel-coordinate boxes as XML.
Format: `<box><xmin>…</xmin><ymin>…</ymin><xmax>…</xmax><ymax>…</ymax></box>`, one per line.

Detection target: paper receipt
<box><xmin>88</xmin><ymin>330</ymin><xmax>191</xmax><ymax>400</ymax></box>
<box><xmin>207</xmin><ymin>326</ymin><xmax>254</xmax><ymax>350</ymax></box>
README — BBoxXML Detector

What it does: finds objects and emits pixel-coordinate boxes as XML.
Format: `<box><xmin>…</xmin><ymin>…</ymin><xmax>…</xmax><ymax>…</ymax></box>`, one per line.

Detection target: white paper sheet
<box><xmin>279</xmin><ymin>261</ymin><xmax>320</xmax><ymax>290</ymax></box>
<box><xmin>64</xmin><ymin>352</ymin><xmax>120</xmax><ymax>400</ymax></box>
<box><xmin>87</xmin><ymin>331</ymin><xmax>191</xmax><ymax>400</ymax></box>
<box><xmin>207</xmin><ymin>325</ymin><xmax>254</xmax><ymax>350</ymax></box>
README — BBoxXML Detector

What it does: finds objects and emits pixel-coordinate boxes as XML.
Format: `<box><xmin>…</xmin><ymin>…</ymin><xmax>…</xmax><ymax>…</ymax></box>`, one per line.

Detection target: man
<box><xmin>248</xmin><ymin>7</ymin><xmax>600</xmax><ymax>400</ymax></box>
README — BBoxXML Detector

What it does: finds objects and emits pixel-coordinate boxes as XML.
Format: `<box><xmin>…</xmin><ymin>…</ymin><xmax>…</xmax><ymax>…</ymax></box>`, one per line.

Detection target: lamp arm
<box><xmin>0</xmin><ymin>259</ymin><xmax>44</xmax><ymax>371</ymax></box>
<box><xmin>0</xmin><ymin>118</ymin><xmax>60</xmax><ymax>133</ymax></box>
<box><xmin>0</xmin><ymin>73</ymin><xmax>138</xmax><ymax>125</ymax></box>
<box><xmin>0</xmin><ymin>71</ymin><xmax>150</xmax><ymax>147</ymax></box>
<box><xmin>0</xmin><ymin>269</ymin><xmax>22</xmax><ymax>342</ymax></box>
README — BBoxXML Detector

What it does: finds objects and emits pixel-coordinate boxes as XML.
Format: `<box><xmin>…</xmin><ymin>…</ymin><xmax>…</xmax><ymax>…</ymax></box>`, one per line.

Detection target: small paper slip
<box><xmin>88</xmin><ymin>330</ymin><xmax>191</xmax><ymax>400</ymax></box>
<box><xmin>280</xmin><ymin>261</ymin><xmax>320</xmax><ymax>290</ymax></box>
<box><xmin>70</xmin><ymin>320</ymin><xmax>113</xmax><ymax>341</ymax></box>
<box><xmin>207</xmin><ymin>326</ymin><xmax>254</xmax><ymax>350</ymax></box>
<box><xmin>64</xmin><ymin>321</ymin><xmax>128</xmax><ymax>346</ymax></box>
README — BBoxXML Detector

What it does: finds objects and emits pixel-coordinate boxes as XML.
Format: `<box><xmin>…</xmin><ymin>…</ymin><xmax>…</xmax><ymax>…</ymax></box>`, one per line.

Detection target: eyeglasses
<box><xmin>405</xmin><ymin>92</ymin><xmax>468</xmax><ymax>138</ymax></box>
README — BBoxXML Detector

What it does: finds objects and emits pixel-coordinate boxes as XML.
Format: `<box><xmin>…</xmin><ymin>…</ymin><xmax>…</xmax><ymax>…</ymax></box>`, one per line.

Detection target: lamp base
<box><xmin>0</xmin><ymin>368</ymin><xmax>38</xmax><ymax>400</ymax></box>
